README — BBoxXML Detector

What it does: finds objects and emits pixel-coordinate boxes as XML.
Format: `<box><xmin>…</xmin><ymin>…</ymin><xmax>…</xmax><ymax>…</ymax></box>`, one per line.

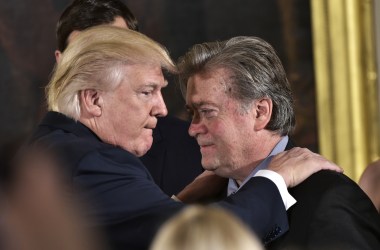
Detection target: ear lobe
<box><xmin>55</xmin><ymin>50</ymin><xmax>62</xmax><ymax>63</ymax></box>
<box><xmin>80</xmin><ymin>89</ymin><xmax>103</xmax><ymax>117</ymax></box>
<box><xmin>254</xmin><ymin>98</ymin><xmax>272</xmax><ymax>131</ymax></box>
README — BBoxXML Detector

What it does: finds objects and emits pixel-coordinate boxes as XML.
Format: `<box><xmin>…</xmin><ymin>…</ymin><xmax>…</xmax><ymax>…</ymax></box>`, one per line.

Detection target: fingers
<box><xmin>301</xmin><ymin>149</ymin><xmax>343</xmax><ymax>173</ymax></box>
<box><xmin>314</xmin><ymin>154</ymin><xmax>343</xmax><ymax>173</ymax></box>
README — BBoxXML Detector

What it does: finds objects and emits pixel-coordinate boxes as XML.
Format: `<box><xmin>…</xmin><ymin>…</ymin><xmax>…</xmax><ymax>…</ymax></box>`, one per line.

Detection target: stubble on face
<box><xmin>186</xmin><ymin>68</ymin><xmax>258</xmax><ymax>180</ymax></box>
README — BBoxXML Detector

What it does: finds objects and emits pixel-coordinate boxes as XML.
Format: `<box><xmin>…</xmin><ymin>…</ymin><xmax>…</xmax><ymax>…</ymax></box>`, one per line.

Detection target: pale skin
<box><xmin>79</xmin><ymin>64</ymin><xmax>168</xmax><ymax>157</ymax></box>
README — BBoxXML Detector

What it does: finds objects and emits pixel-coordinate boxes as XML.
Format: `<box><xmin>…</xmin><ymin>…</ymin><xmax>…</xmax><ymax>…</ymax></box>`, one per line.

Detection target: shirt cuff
<box><xmin>254</xmin><ymin>169</ymin><xmax>296</xmax><ymax>210</ymax></box>
<box><xmin>171</xmin><ymin>195</ymin><xmax>181</xmax><ymax>202</ymax></box>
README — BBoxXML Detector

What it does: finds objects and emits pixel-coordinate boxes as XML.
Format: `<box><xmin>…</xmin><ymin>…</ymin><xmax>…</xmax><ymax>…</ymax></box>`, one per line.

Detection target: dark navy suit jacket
<box><xmin>30</xmin><ymin>112</ymin><xmax>289</xmax><ymax>250</ymax></box>
<box><xmin>266</xmin><ymin>142</ymin><xmax>380</xmax><ymax>249</ymax></box>
<box><xmin>140</xmin><ymin>115</ymin><xmax>203</xmax><ymax>196</ymax></box>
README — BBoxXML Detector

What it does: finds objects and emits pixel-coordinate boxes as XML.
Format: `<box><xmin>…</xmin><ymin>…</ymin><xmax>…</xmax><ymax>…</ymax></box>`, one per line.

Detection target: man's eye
<box><xmin>141</xmin><ymin>91</ymin><xmax>152</xmax><ymax>96</ymax></box>
<box><xmin>200</xmin><ymin>109</ymin><xmax>212</xmax><ymax>114</ymax></box>
<box><xmin>200</xmin><ymin>109</ymin><xmax>216</xmax><ymax>118</ymax></box>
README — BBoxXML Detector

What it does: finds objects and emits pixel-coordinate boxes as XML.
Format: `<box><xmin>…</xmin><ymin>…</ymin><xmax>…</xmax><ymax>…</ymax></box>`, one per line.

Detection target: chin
<box><xmin>132</xmin><ymin>148</ymin><xmax>149</xmax><ymax>157</ymax></box>
<box><xmin>119</xmin><ymin>141</ymin><xmax>151</xmax><ymax>157</ymax></box>
<box><xmin>137</xmin><ymin>141</ymin><xmax>153</xmax><ymax>157</ymax></box>
<box><xmin>201</xmin><ymin>160</ymin><xmax>218</xmax><ymax>172</ymax></box>
<box><xmin>135</xmin><ymin>151</ymin><xmax>147</xmax><ymax>157</ymax></box>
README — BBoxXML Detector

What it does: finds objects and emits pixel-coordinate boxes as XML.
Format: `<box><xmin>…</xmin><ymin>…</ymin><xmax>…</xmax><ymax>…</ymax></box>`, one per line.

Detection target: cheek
<box><xmin>216</xmin><ymin>124</ymin><xmax>242</xmax><ymax>153</ymax></box>
<box><xmin>134</xmin><ymin>103</ymin><xmax>152</xmax><ymax>120</ymax></box>
<box><xmin>126</xmin><ymin>105</ymin><xmax>149</xmax><ymax>126</ymax></box>
<box><xmin>208</xmin><ymin>120</ymin><xmax>230</xmax><ymax>142</ymax></box>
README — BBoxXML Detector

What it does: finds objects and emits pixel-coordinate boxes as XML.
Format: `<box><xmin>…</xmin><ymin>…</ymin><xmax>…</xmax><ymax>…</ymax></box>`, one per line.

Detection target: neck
<box><xmin>233</xmin><ymin>133</ymin><xmax>283</xmax><ymax>184</ymax></box>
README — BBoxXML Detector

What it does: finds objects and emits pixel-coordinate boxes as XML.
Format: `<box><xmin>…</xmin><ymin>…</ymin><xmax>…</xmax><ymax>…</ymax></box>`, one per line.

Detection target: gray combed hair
<box><xmin>178</xmin><ymin>36</ymin><xmax>295</xmax><ymax>135</ymax></box>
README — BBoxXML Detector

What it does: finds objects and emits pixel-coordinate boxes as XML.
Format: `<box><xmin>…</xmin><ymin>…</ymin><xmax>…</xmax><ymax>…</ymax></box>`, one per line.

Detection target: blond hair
<box><xmin>46</xmin><ymin>25</ymin><xmax>176</xmax><ymax>120</ymax></box>
<box><xmin>150</xmin><ymin>205</ymin><xmax>263</xmax><ymax>250</ymax></box>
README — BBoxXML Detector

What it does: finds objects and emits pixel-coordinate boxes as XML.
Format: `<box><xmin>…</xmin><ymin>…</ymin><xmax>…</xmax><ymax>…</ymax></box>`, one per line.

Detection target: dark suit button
<box><xmin>274</xmin><ymin>226</ymin><xmax>282</xmax><ymax>236</ymax></box>
<box><xmin>263</xmin><ymin>225</ymin><xmax>282</xmax><ymax>244</ymax></box>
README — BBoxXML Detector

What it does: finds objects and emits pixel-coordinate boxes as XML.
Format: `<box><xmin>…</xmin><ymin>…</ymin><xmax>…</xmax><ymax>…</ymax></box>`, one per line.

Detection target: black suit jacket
<box><xmin>266</xmin><ymin>142</ymin><xmax>380</xmax><ymax>250</ymax></box>
<box><xmin>140</xmin><ymin>116</ymin><xmax>203</xmax><ymax>196</ymax></box>
<box><xmin>30</xmin><ymin>112</ymin><xmax>289</xmax><ymax>250</ymax></box>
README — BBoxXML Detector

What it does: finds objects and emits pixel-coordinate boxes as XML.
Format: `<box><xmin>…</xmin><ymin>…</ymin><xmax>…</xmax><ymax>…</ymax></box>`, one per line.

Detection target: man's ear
<box><xmin>80</xmin><ymin>89</ymin><xmax>103</xmax><ymax>117</ymax></box>
<box><xmin>253</xmin><ymin>98</ymin><xmax>272</xmax><ymax>131</ymax></box>
<box><xmin>55</xmin><ymin>50</ymin><xmax>62</xmax><ymax>63</ymax></box>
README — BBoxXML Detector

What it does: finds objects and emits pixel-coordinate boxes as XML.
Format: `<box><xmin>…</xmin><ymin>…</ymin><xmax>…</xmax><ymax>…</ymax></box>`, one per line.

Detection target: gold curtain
<box><xmin>311</xmin><ymin>0</ymin><xmax>380</xmax><ymax>181</ymax></box>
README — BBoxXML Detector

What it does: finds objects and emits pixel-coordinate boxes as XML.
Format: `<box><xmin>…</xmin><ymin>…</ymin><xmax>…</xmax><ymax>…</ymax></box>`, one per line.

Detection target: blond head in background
<box><xmin>150</xmin><ymin>205</ymin><xmax>263</xmax><ymax>250</ymax></box>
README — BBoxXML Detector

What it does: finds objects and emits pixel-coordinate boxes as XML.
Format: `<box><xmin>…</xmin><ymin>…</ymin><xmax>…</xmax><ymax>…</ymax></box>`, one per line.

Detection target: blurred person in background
<box><xmin>150</xmin><ymin>205</ymin><xmax>264</xmax><ymax>250</ymax></box>
<box><xmin>359</xmin><ymin>159</ymin><xmax>380</xmax><ymax>212</ymax></box>
<box><xmin>0</xmin><ymin>145</ymin><xmax>105</xmax><ymax>250</ymax></box>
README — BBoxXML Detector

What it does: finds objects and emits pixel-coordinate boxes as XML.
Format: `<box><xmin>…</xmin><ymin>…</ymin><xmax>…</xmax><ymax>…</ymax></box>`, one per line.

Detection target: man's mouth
<box><xmin>197</xmin><ymin>138</ymin><xmax>213</xmax><ymax>147</ymax></box>
<box><xmin>198</xmin><ymin>142</ymin><xmax>214</xmax><ymax>149</ymax></box>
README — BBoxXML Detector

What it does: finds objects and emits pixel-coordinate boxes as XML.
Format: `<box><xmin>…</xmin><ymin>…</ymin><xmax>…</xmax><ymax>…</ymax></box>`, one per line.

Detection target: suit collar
<box><xmin>227</xmin><ymin>136</ymin><xmax>289</xmax><ymax>196</ymax></box>
<box><xmin>285</xmin><ymin>138</ymin><xmax>296</xmax><ymax>150</ymax></box>
<box><xmin>40</xmin><ymin>111</ymin><xmax>102</xmax><ymax>143</ymax></box>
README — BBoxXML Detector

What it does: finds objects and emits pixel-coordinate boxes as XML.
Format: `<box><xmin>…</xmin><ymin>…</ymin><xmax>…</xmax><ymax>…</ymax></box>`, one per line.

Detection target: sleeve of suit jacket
<box><xmin>73</xmin><ymin>147</ymin><xmax>288</xmax><ymax>249</ymax></box>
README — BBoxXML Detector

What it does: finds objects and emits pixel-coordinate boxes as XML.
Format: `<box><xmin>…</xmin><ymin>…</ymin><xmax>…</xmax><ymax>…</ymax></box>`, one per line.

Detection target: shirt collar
<box><xmin>227</xmin><ymin>136</ymin><xmax>289</xmax><ymax>196</ymax></box>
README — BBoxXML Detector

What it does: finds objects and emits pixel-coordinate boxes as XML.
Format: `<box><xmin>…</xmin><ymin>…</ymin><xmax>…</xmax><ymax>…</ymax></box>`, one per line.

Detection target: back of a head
<box><xmin>150</xmin><ymin>205</ymin><xmax>263</xmax><ymax>250</ymax></box>
<box><xmin>46</xmin><ymin>25</ymin><xmax>176</xmax><ymax>120</ymax></box>
<box><xmin>57</xmin><ymin>0</ymin><xmax>139</xmax><ymax>51</ymax></box>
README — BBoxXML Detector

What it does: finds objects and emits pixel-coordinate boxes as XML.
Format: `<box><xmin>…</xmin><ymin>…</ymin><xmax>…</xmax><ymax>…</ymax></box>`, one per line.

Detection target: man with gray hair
<box><xmin>179</xmin><ymin>36</ymin><xmax>380</xmax><ymax>249</ymax></box>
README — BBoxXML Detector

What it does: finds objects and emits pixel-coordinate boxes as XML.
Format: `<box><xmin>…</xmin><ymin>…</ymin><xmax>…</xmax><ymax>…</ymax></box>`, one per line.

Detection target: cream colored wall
<box><xmin>311</xmin><ymin>0</ymin><xmax>380</xmax><ymax>181</ymax></box>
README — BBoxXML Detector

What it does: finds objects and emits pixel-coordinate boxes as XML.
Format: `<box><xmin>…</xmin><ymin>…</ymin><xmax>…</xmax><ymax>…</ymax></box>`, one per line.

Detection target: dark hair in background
<box><xmin>56</xmin><ymin>0</ymin><xmax>139</xmax><ymax>51</ymax></box>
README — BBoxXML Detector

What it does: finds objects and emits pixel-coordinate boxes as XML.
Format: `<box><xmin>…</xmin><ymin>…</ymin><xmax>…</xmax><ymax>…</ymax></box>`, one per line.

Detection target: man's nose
<box><xmin>188</xmin><ymin>120</ymin><xmax>206</xmax><ymax>138</ymax></box>
<box><xmin>152</xmin><ymin>92</ymin><xmax>168</xmax><ymax>117</ymax></box>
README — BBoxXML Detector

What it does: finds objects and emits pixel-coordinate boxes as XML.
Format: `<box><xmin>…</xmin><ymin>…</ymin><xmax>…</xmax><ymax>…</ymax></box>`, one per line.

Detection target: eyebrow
<box><xmin>144</xmin><ymin>80</ymin><xmax>168</xmax><ymax>89</ymax></box>
<box><xmin>185</xmin><ymin>101</ymin><xmax>215</xmax><ymax>110</ymax></box>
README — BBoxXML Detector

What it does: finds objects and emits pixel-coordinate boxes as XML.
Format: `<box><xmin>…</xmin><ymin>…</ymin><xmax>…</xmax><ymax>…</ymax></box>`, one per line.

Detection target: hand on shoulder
<box><xmin>268</xmin><ymin>147</ymin><xmax>343</xmax><ymax>188</ymax></box>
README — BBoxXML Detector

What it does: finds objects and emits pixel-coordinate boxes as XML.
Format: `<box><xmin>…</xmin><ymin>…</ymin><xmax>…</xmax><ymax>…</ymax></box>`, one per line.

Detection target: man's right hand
<box><xmin>268</xmin><ymin>147</ymin><xmax>343</xmax><ymax>188</ymax></box>
<box><xmin>175</xmin><ymin>170</ymin><xmax>228</xmax><ymax>203</ymax></box>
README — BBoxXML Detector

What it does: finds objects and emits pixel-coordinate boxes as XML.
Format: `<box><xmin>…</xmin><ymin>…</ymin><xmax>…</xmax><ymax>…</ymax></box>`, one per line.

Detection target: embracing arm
<box><xmin>177</xmin><ymin>148</ymin><xmax>343</xmax><ymax>243</ymax></box>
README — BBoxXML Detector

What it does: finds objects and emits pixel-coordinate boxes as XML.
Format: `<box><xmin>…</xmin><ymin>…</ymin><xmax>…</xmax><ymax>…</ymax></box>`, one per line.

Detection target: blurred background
<box><xmin>0</xmin><ymin>0</ymin><xmax>379</xmax><ymax>181</ymax></box>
